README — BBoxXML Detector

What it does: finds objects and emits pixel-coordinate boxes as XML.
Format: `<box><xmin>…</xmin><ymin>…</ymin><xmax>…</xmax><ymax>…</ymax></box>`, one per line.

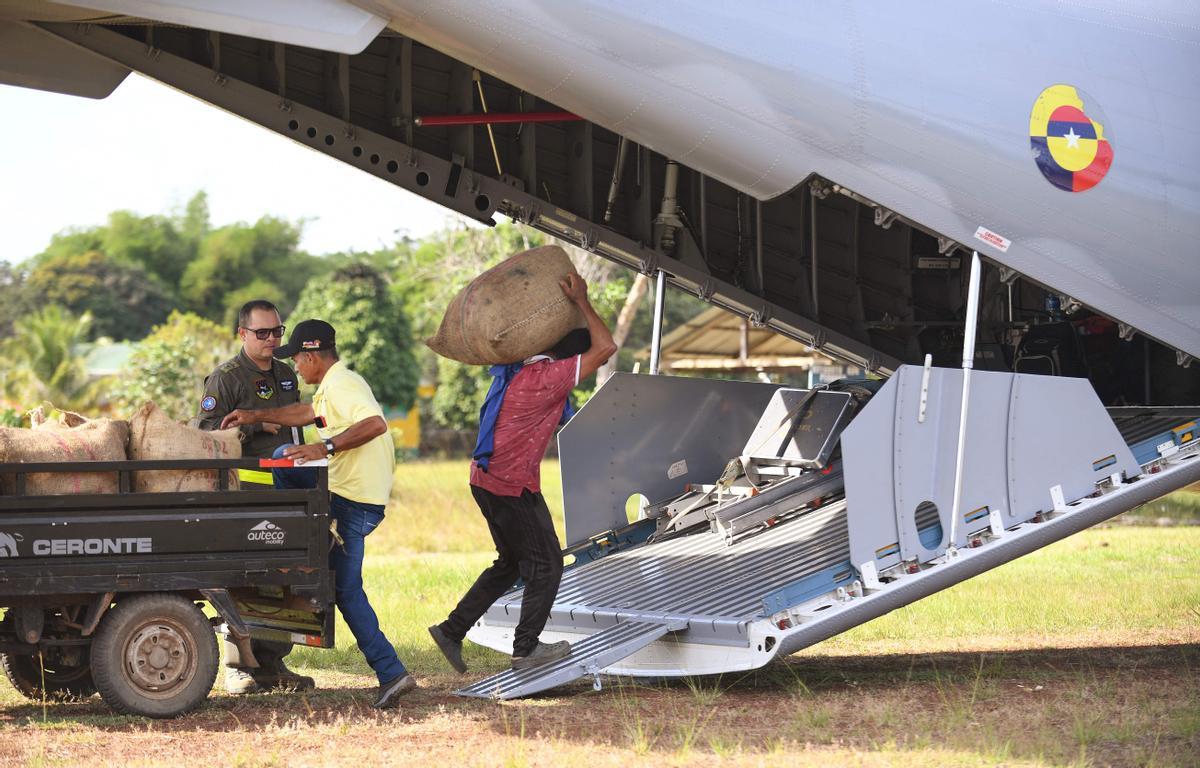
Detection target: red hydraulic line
<box><xmin>414</xmin><ymin>111</ymin><xmax>583</xmax><ymax>127</ymax></box>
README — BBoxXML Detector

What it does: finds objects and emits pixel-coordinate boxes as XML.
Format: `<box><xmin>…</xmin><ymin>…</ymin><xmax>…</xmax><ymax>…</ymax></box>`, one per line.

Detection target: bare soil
<box><xmin>1</xmin><ymin>641</ymin><xmax>1196</xmax><ymax>767</ymax></box>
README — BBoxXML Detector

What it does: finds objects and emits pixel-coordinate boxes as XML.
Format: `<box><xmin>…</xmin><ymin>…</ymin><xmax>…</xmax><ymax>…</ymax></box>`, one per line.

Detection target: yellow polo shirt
<box><xmin>313</xmin><ymin>361</ymin><xmax>395</xmax><ymax>506</ymax></box>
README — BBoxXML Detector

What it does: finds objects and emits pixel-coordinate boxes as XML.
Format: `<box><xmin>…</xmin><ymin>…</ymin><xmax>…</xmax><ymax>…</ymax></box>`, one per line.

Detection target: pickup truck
<box><xmin>0</xmin><ymin>458</ymin><xmax>333</xmax><ymax>718</ymax></box>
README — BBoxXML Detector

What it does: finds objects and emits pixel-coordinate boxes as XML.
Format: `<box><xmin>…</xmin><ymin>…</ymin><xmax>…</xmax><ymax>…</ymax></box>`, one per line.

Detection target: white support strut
<box><xmin>948</xmin><ymin>251</ymin><xmax>982</xmax><ymax>555</ymax></box>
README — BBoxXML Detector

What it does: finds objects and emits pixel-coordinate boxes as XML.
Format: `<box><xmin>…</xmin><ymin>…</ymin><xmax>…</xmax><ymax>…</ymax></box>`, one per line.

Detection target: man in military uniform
<box><xmin>197</xmin><ymin>299</ymin><xmax>314</xmax><ymax>695</ymax></box>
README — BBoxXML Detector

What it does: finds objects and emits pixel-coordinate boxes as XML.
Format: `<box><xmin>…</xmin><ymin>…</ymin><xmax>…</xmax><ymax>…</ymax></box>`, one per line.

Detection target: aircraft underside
<box><xmin>10</xmin><ymin>19</ymin><xmax>1197</xmax><ymax>403</ymax></box>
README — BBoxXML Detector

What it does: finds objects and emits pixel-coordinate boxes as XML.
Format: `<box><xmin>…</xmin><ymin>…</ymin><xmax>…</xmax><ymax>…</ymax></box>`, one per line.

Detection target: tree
<box><xmin>0</xmin><ymin>307</ymin><xmax>98</xmax><ymax>411</ymax></box>
<box><xmin>0</xmin><ymin>261</ymin><xmax>32</xmax><ymax>340</ymax></box>
<box><xmin>289</xmin><ymin>264</ymin><xmax>419</xmax><ymax>410</ymax></box>
<box><xmin>112</xmin><ymin>311</ymin><xmax>237</xmax><ymax>422</ymax></box>
<box><xmin>180</xmin><ymin>216</ymin><xmax>323</xmax><ymax>322</ymax></box>
<box><xmin>23</xmin><ymin>250</ymin><xmax>174</xmax><ymax>341</ymax></box>
<box><xmin>429</xmin><ymin>357</ymin><xmax>490</xmax><ymax>430</ymax></box>
<box><xmin>103</xmin><ymin>210</ymin><xmax>192</xmax><ymax>289</ymax></box>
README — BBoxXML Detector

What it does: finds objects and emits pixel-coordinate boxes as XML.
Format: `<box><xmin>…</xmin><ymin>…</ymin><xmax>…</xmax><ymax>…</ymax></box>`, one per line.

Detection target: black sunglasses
<box><xmin>241</xmin><ymin>325</ymin><xmax>286</xmax><ymax>341</ymax></box>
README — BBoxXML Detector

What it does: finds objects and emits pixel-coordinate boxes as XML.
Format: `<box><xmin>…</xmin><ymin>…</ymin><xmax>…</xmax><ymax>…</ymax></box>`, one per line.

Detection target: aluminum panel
<box><xmin>557</xmin><ymin>373</ymin><xmax>780</xmax><ymax>547</ymax></box>
<box><xmin>456</xmin><ymin>619</ymin><xmax>684</xmax><ymax>700</ymax></box>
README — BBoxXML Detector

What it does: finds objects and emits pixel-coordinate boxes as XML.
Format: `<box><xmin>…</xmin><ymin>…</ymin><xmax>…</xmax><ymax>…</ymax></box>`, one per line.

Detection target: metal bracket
<box><xmin>938</xmin><ymin>237</ymin><xmax>961</xmax><ymax>256</ymax></box>
<box><xmin>1118</xmin><ymin>323</ymin><xmax>1136</xmax><ymax>342</ymax></box>
<box><xmin>200</xmin><ymin>588</ymin><xmax>259</xmax><ymax>669</ymax></box>
<box><xmin>750</xmin><ymin>307</ymin><xmax>771</xmax><ymax>328</ymax></box>
<box><xmin>859</xmin><ymin>561</ymin><xmax>888</xmax><ymax>590</ymax></box>
<box><xmin>918</xmin><ymin>354</ymin><xmax>932</xmax><ymax>423</ymax></box>
<box><xmin>808</xmin><ymin>178</ymin><xmax>832</xmax><ymax>200</ymax></box>
<box><xmin>697</xmin><ymin>278</ymin><xmax>715</xmax><ymax>302</ymax></box>
<box><xmin>808</xmin><ymin>328</ymin><xmax>827</xmax><ymax>351</ymax></box>
<box><xmin>81</xmin><ymin>591</ymin><xmax>115</xmax><ymax>637</ymax></box>
<box><xmin>1177</xmin><ymin>351</ymin><xmax>1193</xmax><ymax>369</ymax></box>
<box><xmin>873</xmin><ymin>207</ymin><xmax>898</xmax><ymax>229</ymax></box>
<box><xmin>997</xmin><ymin>265</ymin><xmax>1020</xmax><ymax>285</ymax></box>
<box><xmin>1049</xmin><ymin>484</ymin><xmax>1067</xmax><ymax>512</ymax></box>
<box><xmin>988</xmin><ymin>508</ymin><xmax>1005</xmax><ymax>537</ymax></box>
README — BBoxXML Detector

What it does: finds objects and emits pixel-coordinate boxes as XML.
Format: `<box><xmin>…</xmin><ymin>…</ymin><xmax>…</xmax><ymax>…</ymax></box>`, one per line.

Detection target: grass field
<box><xmin>1</xmin><ymin>461</ymin><xmax>1197</xmax><ymax>767</ymax></box>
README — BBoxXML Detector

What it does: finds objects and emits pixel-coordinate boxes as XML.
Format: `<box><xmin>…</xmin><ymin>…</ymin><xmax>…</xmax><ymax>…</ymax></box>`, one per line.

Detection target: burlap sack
<box><xmin>426</xmin><ymin>245</ymin><xmax>586</xmax><ymax>365</ymax></box>
<box><xmin>128</xmin><ymin>401</ymin><xmax>241</xmax><ymax>492</ymax></box>
<box><xmin>0</xmin><ymin>414</ymin><xmax>129</xmax><ymax>496</ymax></box>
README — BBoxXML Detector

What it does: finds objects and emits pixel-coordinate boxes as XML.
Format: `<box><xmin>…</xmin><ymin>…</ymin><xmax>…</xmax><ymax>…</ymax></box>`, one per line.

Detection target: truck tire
<box><xmin>89</xmin><ymin>594</ymin><xmax>217</xmax><ymax>718</ymax></box>
<box><xmin>0</xmin><ymin>652</ymin><xmax>96</xmax><ymax>701</ymax></box>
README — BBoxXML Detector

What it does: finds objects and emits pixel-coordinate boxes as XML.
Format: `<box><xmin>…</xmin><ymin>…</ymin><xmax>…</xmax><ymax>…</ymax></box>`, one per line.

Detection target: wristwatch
<box><xmin>323</xmin><ymin>438</ymin><xmax>336</xmax><ymax>457</ymax></box>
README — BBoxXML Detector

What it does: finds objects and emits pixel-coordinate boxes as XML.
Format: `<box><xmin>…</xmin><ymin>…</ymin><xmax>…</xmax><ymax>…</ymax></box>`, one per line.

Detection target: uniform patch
<box><xmin>219</xmin><ymin>360</ymin><xmax>238</xmax><ymax>373</ymax></box>
<box><xmin>201</xmin><ymin>396</ymin><xmax>217</xmax><ymax>412</ymax></box>
<box><xmin>280</xmin><ymin>379</ymin><xmax>296</xmax><ymax>392</ymax></box>
<box><xmin>255</xmin><ymin>379</ymin><xmax>274</xmax><ymax>400</ymax></box>
<box><xmin>1029</xmin><ymin>84</ymin><xmax>1113</xmax><ymax>192</ymax></box>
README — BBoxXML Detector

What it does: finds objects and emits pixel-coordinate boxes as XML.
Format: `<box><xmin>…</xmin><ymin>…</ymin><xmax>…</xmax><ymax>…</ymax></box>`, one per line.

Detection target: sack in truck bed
<box><xmin>426</xmin><ymin>245</ymin><xmax>586</xmax><ymax>365</ymax></box>
<box><xmin>128</xmin><ymin>401</ymin><xmax>241</xmax><ymax>492</ymax></box>
<box><xmin>0</xmin><ymin>411</ymin><xmax>129</xmax><ymax>495</ymax></box>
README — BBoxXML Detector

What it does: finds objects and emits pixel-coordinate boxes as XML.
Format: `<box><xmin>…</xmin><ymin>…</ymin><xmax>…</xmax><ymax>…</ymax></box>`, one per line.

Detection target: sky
<box><xmin>0</xmin><ymin>73</ymin><xmax>468</xmax><ymax>264</ymax></box>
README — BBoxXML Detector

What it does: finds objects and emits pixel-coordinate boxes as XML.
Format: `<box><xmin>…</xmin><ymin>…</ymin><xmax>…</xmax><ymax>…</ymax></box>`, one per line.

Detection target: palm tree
<box><xmin>1</xmin><ymin>307</ymin><xmax>98</xmax><ymax>411</ymax></box>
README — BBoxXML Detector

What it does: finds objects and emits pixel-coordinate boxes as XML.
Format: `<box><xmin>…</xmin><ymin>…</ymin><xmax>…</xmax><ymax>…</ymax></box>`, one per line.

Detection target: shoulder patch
<box><xmin>201</xmin><ymin>396</ymin><xmax>217</xmax><ymax>412</ymax></box>
<box><xmin>280</xmin><ymin>379</ymin><xmax>296</xmax><ymax>392</ymax></box>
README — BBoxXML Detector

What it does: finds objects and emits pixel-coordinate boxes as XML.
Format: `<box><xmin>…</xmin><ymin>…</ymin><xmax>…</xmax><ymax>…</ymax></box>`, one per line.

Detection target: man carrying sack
<box><xmin>196</xmin><ymin>299</ymin><xmax>312</xmax><ymax>695</ymax></box>
<box><xmin>428</xmin><ymin>273</ymin><xmax>616</xmax><ymax>672</ymax></box>
<box><xmin>221</xmin><ymin>319</ymin><xmax>416</xmax><ymax>709</ymax></box>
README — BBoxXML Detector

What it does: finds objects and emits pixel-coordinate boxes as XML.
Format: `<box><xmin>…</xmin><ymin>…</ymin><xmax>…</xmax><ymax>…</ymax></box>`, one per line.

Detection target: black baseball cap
<box><xmin>274</xmin><ymin>319</ymin><xmax>336</xmax><ymax>359</ymax></box>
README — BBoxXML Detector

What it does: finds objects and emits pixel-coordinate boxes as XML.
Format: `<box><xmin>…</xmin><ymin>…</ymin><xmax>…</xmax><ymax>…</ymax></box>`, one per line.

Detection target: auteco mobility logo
<box><xmin>248</xmin><ymin>520</ymin><xmax>286</xmax><ymax>545</ymax></box>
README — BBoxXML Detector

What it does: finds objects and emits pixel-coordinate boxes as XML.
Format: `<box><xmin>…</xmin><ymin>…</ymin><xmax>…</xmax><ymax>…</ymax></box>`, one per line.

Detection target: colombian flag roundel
<box><xmin>1029</xmin><ymin>85</ymin><xmax>1113</xmax><ymax>192</ymax></box>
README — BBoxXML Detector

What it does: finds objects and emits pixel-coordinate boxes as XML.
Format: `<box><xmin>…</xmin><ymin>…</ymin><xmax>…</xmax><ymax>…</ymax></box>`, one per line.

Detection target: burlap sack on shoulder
<box><xmin>426</xmin><ymin>245</ymin><xmax>586</xmax><ymax>365</ymax></box>
<box><xmin>128</xmin><ymin>401</ymin><xmax>241</xmax><ymax>493</ymax></box>
<box><xmin>0</xmin><ymin>413</ymin><xmax>130</xmax><ymax>496</ymax></box>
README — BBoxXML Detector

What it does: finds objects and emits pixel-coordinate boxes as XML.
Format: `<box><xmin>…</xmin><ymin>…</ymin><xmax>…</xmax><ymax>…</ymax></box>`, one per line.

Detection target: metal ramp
<box><xmin>456</xmin><ymin>619</ymin><xmax>686</xmax><ymax>700</ymax></box>
<box><xmin>462</xmin><ymin>370</ymin><xmax>1200</xmax><ymax>699</ymax></box>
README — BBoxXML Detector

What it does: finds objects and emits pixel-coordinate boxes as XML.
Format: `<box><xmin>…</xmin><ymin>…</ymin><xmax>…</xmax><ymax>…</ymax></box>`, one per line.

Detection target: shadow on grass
<box><xmin>474</xmin><ymin>642</ymin><xmax>1200</xmax><ymax>766</ymax></box>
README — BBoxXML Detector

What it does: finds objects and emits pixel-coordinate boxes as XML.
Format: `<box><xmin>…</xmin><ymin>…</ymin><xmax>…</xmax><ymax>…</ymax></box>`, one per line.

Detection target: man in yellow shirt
<box><xmin>221</xmin><ymin>319</ymin><xmax>414</xmax><ymax>709</ymax></box>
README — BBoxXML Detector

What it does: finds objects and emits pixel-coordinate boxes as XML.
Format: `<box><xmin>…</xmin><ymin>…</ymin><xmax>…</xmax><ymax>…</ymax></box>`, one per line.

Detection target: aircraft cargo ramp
<box><xmin>459</xmin><ymin>371</ymin><xmax>1200</xmax><ymax>700</ymax></box>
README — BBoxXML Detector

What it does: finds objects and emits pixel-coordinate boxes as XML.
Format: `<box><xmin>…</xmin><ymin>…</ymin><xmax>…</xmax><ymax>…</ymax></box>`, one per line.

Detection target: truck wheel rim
<box><xmin>122</xmin><ymin>620</ymin><xmax>196</xmax><ymax>698</ymax></box>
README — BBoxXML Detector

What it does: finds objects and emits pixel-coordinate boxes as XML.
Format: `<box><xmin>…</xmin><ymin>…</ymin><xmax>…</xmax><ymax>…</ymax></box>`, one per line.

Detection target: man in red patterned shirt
<box><xmin>429</xmin><ymin>273</ymin><xmax>616</xmax><ymax>672</ymax></box>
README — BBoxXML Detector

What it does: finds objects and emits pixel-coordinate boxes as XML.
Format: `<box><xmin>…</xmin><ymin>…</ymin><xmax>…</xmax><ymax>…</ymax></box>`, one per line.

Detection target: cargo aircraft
<box><xmin>1</xmin><ymin>1</ymin><xmax>1197</xmax><ymax>698</ymax></box>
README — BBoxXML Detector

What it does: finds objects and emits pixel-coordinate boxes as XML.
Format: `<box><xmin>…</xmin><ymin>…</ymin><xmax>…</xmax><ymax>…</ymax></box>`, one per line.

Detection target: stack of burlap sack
<box><xmin>0</xmin><ymin>402</ymin><xmax>241</xmax><ymax>495</ymax></box>
<box><xmin>426</xmin><ymin>245</ymin><xmax>587</xmax><ymax>364</ymax></box>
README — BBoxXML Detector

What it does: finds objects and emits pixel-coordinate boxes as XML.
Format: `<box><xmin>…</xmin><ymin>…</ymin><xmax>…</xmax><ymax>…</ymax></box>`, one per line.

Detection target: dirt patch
<box><xmin>1</xmin><ymin>644</ymin><xmax>1195</xmax><ymax>767</ymax></box>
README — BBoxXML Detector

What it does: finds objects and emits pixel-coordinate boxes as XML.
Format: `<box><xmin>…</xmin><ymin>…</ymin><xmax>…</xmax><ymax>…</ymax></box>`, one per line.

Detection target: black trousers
<box><xmin>442</xmin><ymin>486</ymin><xmax>564</xmax><ymax>657</ymax></box>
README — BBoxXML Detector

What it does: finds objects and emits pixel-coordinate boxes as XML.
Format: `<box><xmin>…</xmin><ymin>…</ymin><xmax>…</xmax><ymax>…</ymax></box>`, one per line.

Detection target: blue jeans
<box><xmin>273</xmin><ymin>445</ymin><xmax>405</xmax><ymax>684</ymax></box>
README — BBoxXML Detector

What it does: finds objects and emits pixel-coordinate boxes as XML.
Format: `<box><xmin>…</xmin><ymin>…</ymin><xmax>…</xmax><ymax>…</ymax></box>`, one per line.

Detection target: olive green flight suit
<box><xmin>197</xmin><ymin>348</ymin><xmax>302</xmax><ymax>674</ymax></box>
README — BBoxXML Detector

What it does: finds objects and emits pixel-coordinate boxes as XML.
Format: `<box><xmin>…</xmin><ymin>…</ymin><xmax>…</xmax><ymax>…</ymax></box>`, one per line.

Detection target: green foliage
<box><xmin>23</xmin><ymin>250</ymin><xmax>174</xmax><ymax>341</ymax></box>
<box><xmin>0</xmin><ymin>261</ymin><xmax>31</xmax><ymax>340</ymax></box>
<box><xmin>289</xmin><ymin>264</ymin><xmax>419</xmax><ymax>410</ymax></box>
<box><xmin>112</xmin><ymin>311</ymin><xmax>237</xmax><ymax>422</ymax></box>
<box><xmin>180</xmin><ymin>216</ymin><xmax>322</xmax><ymax>322</ymax></box>
<box><xmin>429</xmin><ymin>357</ymin><xmax>490</xmax><ymax>430</ymax></box>
<box><xmin>0</xmin><ymin>306</ymin><xmax>98</xmax><ymax>411</ymax></box>
<box><xmin>0</xmin><ymin>408</ymin><xmax>20</xmax><ymax>427</ymax></box>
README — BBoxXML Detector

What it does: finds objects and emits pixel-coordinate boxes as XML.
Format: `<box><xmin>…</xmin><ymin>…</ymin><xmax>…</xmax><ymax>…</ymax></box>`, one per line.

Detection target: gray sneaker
<box><xmin>372</xmin><ymin>673</ymin><xmax>417</xmax><ymax>709</ymax></box>
<box><xmin>511</xmin><ymin>641</ymin><xmax>571</xmax><ymax>671</ymax></box>
<box><xmin>428</xmin><ymin>625</ymin><xmax>467</xmax><ymax>673</ymax></box>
